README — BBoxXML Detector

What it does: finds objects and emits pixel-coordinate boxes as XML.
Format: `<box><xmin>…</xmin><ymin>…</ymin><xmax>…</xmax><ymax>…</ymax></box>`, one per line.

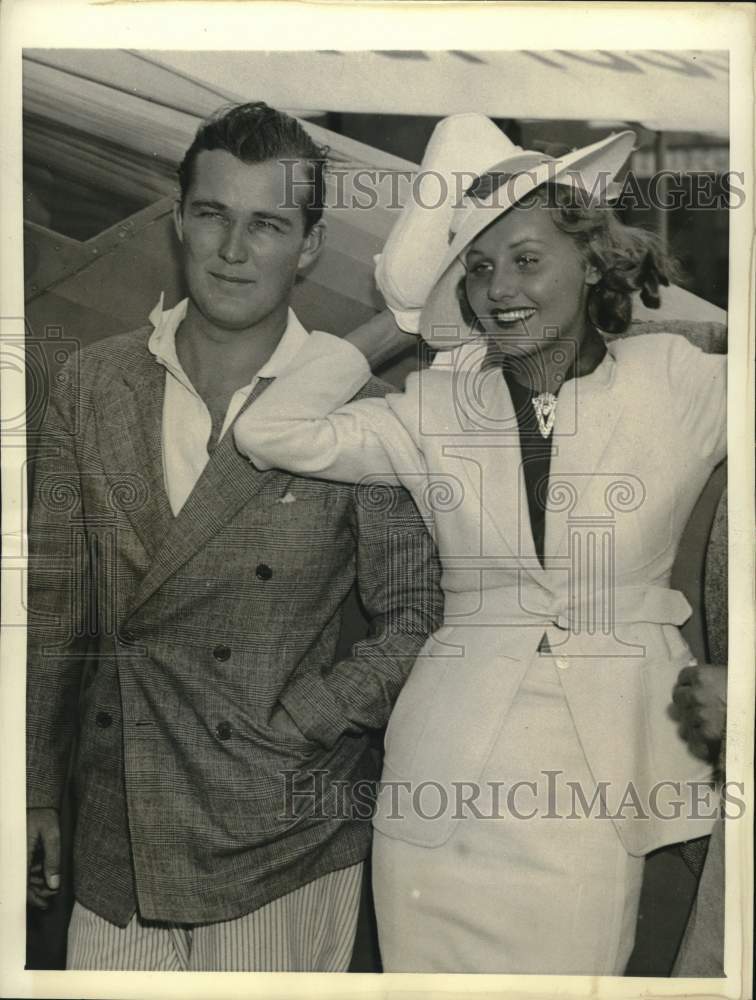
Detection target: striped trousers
<box><xmin>66</xmin><ymin>862</ymin><xmax>363</xmax><ymax>971</ymax></box>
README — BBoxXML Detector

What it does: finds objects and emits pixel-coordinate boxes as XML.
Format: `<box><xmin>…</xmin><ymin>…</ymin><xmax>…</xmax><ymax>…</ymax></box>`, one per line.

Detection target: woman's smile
<box><xmin>488</xmin><ymin>306</ymin><xmax>537</xmax><ymax>327</ymax></box>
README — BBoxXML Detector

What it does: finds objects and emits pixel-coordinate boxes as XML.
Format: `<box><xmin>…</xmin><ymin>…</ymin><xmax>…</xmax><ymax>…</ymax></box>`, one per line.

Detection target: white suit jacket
<box><xmin>235</xmin><ymin>330</ymin><xmax>726</xmax><ymax>856</ymax></box>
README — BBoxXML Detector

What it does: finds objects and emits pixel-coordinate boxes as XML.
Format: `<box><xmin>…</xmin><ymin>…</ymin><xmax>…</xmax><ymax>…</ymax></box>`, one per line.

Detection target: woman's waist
<box><xmin>440</xmin><ymin>576</ymin><xmax>688</xmax><ymax>631</ymax></box>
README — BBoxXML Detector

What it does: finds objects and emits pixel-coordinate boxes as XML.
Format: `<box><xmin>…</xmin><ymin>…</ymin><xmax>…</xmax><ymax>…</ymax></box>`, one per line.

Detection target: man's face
<box><xmin>174</xmin><ymin>150</ymin><xmax>324</xmax><ymax>334</ymax></box>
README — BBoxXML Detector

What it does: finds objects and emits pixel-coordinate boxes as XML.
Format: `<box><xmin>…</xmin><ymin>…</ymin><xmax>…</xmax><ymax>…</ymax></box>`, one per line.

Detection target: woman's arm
<box><xmin>666</xmin><ymin>335</ymin><xmax>727</xmax><ymax>464</ymax></box>
<box><xmin>343</xmin><ymin>309</ymin><xmax>419</xmax><ymax>370</ymax></box>
<box><xmin>234</xmin><ymin>329</ymin><xmax>425</xmax><ymax>486</ymax></box>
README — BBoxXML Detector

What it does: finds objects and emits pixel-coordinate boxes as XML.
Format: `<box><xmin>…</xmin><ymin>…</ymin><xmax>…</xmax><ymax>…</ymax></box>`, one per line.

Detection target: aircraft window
<box><xmin>23</xmin><ymin>113</ymin><xmax>176</xmax><ymax>241</ymax></box>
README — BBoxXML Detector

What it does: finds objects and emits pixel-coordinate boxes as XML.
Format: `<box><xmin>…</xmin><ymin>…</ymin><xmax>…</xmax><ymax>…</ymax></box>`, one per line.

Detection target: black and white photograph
<box><xmin>1</xmin><ymin>3</ymin><xmax>754</xmax><ymax>998</ymax></box>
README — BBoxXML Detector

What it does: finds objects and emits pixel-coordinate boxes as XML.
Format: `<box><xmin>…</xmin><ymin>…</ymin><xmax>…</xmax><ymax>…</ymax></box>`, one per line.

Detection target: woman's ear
<box><xmin>584</xmin><ymin>263</ymin><xmax>601</xmax><ymax>286</ymax></box>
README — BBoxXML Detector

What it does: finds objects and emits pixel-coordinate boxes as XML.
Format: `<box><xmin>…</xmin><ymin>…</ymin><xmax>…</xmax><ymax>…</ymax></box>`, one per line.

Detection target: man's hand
<box><xmin>672</xmin><ymin>664</ymin><xmax>728</xmax><ymax>759</ymax></box>
<box><xmin>269</xmin><ymin>703</ymin><xmax>311</xmax><ymax>744</ymax></box>
<box><xmin>27</xmin><ymin>807</ymin><xmax>61</xmax><ymax>908</ymax></box>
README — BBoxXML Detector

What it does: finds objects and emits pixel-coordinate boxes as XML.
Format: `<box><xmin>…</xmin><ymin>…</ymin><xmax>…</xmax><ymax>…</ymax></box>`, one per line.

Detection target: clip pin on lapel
<box><xmin>532</xmin><ymin>392</ymin><xmax>558</xmax><ymax>438</ymax></box>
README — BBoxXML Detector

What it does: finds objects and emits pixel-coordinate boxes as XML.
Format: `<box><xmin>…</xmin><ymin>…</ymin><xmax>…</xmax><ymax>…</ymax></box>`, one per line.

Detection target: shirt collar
<box><xmin>147</xmin><ymin>295</ymin><xmax>311</xmax><ymax>389</ymax></box>
<box><xmin>147</xmin><ymin>294</ymin><xmax>189</xmax><ymax>386</ymax></box>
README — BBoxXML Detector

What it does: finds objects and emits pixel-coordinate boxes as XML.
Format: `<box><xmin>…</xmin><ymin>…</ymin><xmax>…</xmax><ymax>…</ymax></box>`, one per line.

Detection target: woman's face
<box><xmin>464</xmin><ymin>203</ymin><xmax>598</xmax><ymax>357</ymax></box>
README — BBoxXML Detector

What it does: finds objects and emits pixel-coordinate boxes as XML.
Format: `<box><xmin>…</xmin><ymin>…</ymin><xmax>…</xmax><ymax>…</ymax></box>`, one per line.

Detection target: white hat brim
<box><xmin>419</xmin><ymin>258</ymin><xmax>477</xmax><ymax>349</ymax></box>
<box><xmin>375</xmin><ymin>114</ymin><xmax>518</xmax><ymax>332</ymax></box>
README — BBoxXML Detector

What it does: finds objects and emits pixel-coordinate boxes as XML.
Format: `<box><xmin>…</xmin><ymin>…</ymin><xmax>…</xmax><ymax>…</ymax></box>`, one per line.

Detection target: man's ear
<box><xmin>173</xmin><ymin>200</ymin><xmax>185</xmax><ymax>244</ymax></box>
<box><xmin>297</xmin><ymin>220</ymin><xmax>326</xmax><ymax>272</ymax></box>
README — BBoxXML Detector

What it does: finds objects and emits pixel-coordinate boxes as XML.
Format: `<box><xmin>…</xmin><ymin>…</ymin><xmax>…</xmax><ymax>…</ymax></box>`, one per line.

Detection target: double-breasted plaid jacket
<box><xmin>26</xmin><ymin>324</ymin><xmax>443</xmax><ymax>926</ymax></box>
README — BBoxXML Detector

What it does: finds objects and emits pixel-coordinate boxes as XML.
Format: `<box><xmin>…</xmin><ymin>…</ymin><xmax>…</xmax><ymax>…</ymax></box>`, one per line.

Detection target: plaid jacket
<box><xmin>26</xmin><ymin>325</ymin><xmax>443</xmax><ymax>926</ymax></box>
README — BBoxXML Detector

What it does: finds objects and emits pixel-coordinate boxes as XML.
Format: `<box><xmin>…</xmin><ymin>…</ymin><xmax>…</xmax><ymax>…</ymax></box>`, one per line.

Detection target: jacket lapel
<box><xmin>545</xmin><ymin>351</ymin><xmax>624</xmax><ymax>563</ymax></box>
<box><xmin>441</xmin><ymin>345</ymin><xmax>543</xmax><ymax>581</ymax></box>
<box><xmin>128</xmin><ymin>378</ymin><xmax>274</xmax><ymax>614</ymax></box>
<box><xmin>96</xmin><ymin>336</ymin><xmax>173</xmax><ymax>558</ymax></box>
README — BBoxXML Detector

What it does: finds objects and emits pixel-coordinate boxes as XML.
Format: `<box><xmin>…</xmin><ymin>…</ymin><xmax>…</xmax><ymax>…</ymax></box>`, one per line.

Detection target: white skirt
<box><xmin>372</xmin><ymin>654</ymin><xmax>645</xmax><ymax>974</ymax></box>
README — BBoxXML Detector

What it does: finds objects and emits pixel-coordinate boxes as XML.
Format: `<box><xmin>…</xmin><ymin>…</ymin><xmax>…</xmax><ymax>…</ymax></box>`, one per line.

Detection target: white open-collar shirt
<box><xmin>147</xmin><ymin>295</ymin><xmax>309</xmax><ymax>515</ymax></box>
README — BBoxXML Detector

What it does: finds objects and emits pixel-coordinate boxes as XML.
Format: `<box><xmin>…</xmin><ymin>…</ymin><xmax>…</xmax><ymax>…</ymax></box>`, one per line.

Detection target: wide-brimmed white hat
<box><xmin>375</xmin><ymin>113</ymin><xmax>515</xmax><ymax>333</ymax></box>
<box><xmin>374</xmin><ymin>114</ymin><xmax>636</xmax><ymax>346</ymax></box>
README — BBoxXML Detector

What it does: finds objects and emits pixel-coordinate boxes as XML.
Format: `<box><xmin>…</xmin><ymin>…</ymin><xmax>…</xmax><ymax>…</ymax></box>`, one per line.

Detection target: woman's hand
<box><xmin>672</xmin><ymin>664</ymin><xmax>727</xmax><ymax>758</ymax></box>
<box><xmin>343</xmin><ymin>310</ymin><xmax>418</xmax><ymax>370</ymax></box>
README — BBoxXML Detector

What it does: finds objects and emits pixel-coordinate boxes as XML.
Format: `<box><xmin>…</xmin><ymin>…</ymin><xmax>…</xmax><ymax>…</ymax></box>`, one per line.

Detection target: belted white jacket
<box><xmin>234</xmin><ymin>330</ymin><xmax>726</xmax><ymax>856</ymax></box>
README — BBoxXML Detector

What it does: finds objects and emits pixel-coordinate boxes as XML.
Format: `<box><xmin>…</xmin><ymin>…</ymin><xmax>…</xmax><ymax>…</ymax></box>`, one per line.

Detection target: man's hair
<box><xmin>177</xmin><ymin>102</ymin><xmax>328</xmax><ymax>234</ymax></box>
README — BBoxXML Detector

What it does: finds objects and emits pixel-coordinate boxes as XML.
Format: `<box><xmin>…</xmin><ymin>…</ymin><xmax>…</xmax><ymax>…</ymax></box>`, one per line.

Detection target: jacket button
<box><xmin>213</xmin><ymin>644</ymin><xmax>231</xmax><ymax>662</ymax></box>
<box><xmin>255</xmin><ymin>563</ymin><xmax>273</xmax><ymax>581</ymax></box>
<box><xmin>95</xmin><ymin>711</ymin><xmax>113</xmax><ymax>728</ymax></box>
<box><xmin>216</xmin><ymin>721</ymin><xmax>232</xmax><ymax>741</ymax></box>
<box><xmin>556</xmin><ymin>657</ymin><xmax>569</xmax><ymax>671</ymax></box>
<box><xmin>121</xmin><ymin>628</ymin><xmax>136</xmax><ymax>644</ymax></box>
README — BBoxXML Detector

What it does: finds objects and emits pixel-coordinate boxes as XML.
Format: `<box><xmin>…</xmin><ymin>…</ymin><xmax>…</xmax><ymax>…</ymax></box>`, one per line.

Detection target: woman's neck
<box><xmin>494</xmin><ymin>325</ymin><xmax>607</xmax><ymax>396</ymax></box>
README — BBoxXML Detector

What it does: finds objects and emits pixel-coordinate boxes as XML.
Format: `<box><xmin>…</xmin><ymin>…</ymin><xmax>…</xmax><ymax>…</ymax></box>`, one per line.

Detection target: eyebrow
<box><xmin>189</xmin><ymin>200</ymin><xmax>294</xmax><ymax>229</ymax></box>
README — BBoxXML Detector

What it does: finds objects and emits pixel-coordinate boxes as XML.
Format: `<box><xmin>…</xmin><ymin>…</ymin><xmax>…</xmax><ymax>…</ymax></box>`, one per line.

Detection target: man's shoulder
<box><xmin>75</xmin><ymin>326</ymin><xmax>152</xmax><ymax>371</ymax></box>
<box><xmin>59</xmin><ymin>327</ymin><xmax>155</xmax><ymax>401</ymax></box>
<box><xmin>350</xmin><ymin>373</ymin><xmax>395</xmax><ymax>402</ymax></box>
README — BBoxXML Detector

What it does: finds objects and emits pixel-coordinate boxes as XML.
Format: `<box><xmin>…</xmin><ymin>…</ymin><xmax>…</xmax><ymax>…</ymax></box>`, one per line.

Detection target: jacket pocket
<box><xmin>241</xmin><ymin>712</ymin><xmax>322</xmax><ymax>756</ymax></box>
<box><xmin>262</xmin><ymin>494</ymin><xmax>340</xmax><ymax>525</ymax></box>
<box><xmin>216</xmin><ymin>730</ymin><xmax>361</xmax><ymax>846</ymax></box>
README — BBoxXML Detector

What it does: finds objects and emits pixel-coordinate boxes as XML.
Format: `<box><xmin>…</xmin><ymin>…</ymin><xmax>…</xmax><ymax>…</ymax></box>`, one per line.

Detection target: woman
<box><xmin>233</xmin><ymin>119</ymin><xmax>726</xmax><ymax>974</ymax></box>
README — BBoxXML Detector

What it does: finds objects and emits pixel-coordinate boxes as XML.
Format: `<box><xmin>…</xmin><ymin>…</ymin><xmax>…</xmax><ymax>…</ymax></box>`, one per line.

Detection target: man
<box><xmin>26</xmin><ymin>102</ymin><xmax>442</xmax><ymax>971</ymax></box>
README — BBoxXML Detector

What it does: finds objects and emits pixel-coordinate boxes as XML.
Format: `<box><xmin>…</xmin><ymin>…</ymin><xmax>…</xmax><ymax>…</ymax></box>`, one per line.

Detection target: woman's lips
<box><xmin>489</xmin><ymin>307</ymin><xmax>537</xmax><ymax>327</ymax></box>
